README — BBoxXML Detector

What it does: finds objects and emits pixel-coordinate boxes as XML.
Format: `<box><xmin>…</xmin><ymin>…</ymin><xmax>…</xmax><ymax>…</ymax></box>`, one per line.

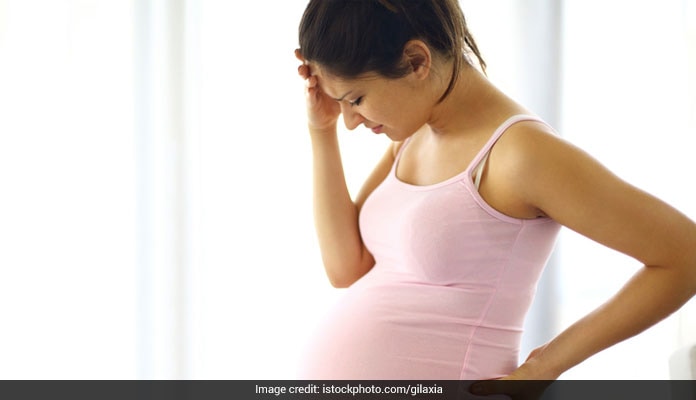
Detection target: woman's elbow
<box><xmin>322</xmin><ymin>249</ymin><xmax>374</xmax><ymax>288</ymax></box>
<box><xmin>325</xmin><ymin>268</ymin><xmax>365</xmax><ymax>288</ymax></box>
<box><xmin>327</xmin><ymin>275</ymin><xmax>354</xmax><ymax>289</ymax></box>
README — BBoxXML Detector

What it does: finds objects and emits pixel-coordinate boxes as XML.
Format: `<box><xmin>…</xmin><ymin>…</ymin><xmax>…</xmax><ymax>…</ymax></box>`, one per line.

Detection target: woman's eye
<box><xmin>349</xmin><ymin>97</ymin><xmax>363</xmax><ymax>107</ymax></box>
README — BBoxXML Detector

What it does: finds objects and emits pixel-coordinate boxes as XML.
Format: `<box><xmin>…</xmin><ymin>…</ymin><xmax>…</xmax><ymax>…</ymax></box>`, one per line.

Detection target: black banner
<box><xmin>0</xmin><ymin>380</ymin><xmax>694</xmax><ymax>400</ymax></box>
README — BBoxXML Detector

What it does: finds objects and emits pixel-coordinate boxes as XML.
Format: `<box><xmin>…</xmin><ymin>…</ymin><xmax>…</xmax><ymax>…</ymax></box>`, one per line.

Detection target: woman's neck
<box><xmin>426</xmin><ymin>65</ymin><xmax>526</xmax><ymax>138</ymax></box>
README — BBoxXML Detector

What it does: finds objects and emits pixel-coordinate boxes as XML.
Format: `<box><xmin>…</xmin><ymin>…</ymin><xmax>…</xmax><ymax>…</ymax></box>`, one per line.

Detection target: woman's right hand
<box><xmin>295</xmin><ymin>49</ymin><xmax>341</xmax><ymax>133</ymax></box>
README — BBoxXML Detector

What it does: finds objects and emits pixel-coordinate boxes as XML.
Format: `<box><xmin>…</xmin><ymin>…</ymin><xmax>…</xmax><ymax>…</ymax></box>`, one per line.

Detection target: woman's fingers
<box><xmin>295</xmin><ymin>49</ymin><xmax>340</xmax><ymax>129</ymax></box>
<box><xmin>297</xmin><ymin>64</ymin><xmax>318</xmax><ymax>89</ymax></box>
<box><xmin>297</xmin><ymin>64</ymin><xmax>311</xmax><ymax>79</ymax></box>
<box><xmin>295</xmin><ymin>49</ymin><xmax>312</xmax><ymax>80</ymax></box>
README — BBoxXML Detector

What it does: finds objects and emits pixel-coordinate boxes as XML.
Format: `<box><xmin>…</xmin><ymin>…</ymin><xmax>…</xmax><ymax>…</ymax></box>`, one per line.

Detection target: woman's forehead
<box><xmin>311</xmin><ymin>63</ymin><xmax>381</xmax><ymax>95</ymax></box>
<box><xmin>312</xmin><ymin>67</ymin><xmax>354</xmax><ymax>97</ymax></box>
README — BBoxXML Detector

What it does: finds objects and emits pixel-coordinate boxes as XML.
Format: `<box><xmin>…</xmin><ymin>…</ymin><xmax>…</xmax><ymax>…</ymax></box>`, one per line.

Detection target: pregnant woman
<box><xmin>294</xmin><ymin>0</ymin><xmax>696</xmax><ymax>384</ymax></box>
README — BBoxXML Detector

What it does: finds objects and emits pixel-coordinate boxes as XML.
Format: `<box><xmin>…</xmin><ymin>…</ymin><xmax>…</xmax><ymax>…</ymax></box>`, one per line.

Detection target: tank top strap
<box><xmin>391</xmin><ymin>115</ymin><xmax>549</xmax><ymax>187</ymax></box>
<box><xmin>391</xmin><ymin>136</ymin><xmax>412</xmax><ymax>174</ymax></box>
<box><xmin>468</xmin><ymin>114</ymin><xmax>547</xmax><ymax>186</ymax></box>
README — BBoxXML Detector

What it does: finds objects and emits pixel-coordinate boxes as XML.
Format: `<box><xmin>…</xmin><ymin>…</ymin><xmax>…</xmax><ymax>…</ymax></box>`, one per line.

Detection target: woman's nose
<box><xmin>341</xmin><ymin>104</ymin><xmax>365</xmax><ymax>131</ymax></box>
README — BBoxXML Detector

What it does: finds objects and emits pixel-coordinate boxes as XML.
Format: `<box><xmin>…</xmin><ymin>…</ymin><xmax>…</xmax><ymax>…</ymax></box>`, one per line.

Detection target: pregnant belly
<box><xmin>296</xmin><ymin>269</ymin><xmax>520</xmax><ymax>380</ymax></box>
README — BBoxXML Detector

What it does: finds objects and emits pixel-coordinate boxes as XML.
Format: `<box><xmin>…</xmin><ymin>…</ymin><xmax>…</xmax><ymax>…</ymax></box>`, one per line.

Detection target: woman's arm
<box><xmin>297</xmin><ymin>50</ymin><xmax>398</xmax><ymax>288</ymax></box>
<box><xmin>493</xmin><ymin>122</ymin><xmax>696</xmax><ymax>379</ymax></box>
<box><xmin>310</xmin><ymin>132</ymin><xmax>396</xmax><ymax>288</ymax></box>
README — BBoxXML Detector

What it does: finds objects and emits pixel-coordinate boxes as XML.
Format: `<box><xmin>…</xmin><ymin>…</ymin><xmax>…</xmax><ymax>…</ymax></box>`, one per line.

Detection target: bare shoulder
<box><xmin>487</xmin><ymin>119</ymin><xmax>594</xmax><ymax>200</ymax></box>
<box><xmin>490</xmin><ymin>119</ymin><xmax>568</xmax><ymax>173</ymax></box>
<box><xmin>481</xmin><ymin>119</ymin><xmax>571</xmax><ymax>219</ymax></box>
<box><xmin>491</xmin><ymin>119</ymin><xmax>696</xmax><ymax>266</ymax></box>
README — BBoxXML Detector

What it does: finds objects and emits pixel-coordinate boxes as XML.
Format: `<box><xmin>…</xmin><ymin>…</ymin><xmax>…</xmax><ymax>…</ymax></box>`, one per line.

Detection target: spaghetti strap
<box><xmin>390</xmin><ymin>115</ymin><xmax>549</xmax><ymax>190</ymax></box>
<box><xmin>393</xmin><ymin>138</ymin><xmax>411</xmax><ymax>167</ymax></box>
<box><xmin>467</xmin><ymin>114</ymin><xmax>548</xmax><ymax>190</ymax></box>
<box><xmin>467</xmin><ymin>115</ymin><xmax>546</xmax><ymax>175</ymax></box>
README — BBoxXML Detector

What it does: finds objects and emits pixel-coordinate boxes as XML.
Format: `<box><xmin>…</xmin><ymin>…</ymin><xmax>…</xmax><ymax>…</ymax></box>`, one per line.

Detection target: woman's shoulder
<box><xmin>481</xmin><ymin>118</ymin><xmax>580</xmax><ymax>219</ymax></box>
<box><xmin>491</xmin><ymin>118</ymin><xmax>567</xmax><ymax>171</ymax></box>
<box><xmin>486</xmin><ymin>117</ymin><xmax>631</xmax><ymax>218</ymax></box>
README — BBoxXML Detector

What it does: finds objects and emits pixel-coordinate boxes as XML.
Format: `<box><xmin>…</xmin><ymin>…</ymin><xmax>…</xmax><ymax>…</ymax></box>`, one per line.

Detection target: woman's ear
<box><xmin>402</xmin><ymin>40</ymin><xmax>431</xmax><ymax>79</ymax></box>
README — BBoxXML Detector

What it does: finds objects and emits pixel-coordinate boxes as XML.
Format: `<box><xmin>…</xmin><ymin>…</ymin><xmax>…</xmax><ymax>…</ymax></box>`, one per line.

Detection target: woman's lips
<box><xmin>370</xmin><ymin>125</ymin><xmax>383</xmax><ymax>134</ymax></box>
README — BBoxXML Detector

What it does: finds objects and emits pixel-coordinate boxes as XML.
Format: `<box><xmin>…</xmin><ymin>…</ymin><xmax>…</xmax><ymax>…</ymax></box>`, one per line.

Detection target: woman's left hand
<box><xmin>468</xmin><ymin>345</ymin><xmax>557</xmax><ymax>400</ymax></box>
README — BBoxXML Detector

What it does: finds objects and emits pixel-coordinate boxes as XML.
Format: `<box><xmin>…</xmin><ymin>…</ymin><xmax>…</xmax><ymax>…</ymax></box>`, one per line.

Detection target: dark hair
<box><xmin>298</xmin><ymin>0</ymin><xmax>486</xmax><ymax>102</ymax></box>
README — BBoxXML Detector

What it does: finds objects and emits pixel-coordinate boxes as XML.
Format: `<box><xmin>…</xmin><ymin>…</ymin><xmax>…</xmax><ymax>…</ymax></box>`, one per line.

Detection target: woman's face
<box><xmin>312</xmin><ymin>65</ymin><xmax>434</xmax><ymax>141</ymax></box>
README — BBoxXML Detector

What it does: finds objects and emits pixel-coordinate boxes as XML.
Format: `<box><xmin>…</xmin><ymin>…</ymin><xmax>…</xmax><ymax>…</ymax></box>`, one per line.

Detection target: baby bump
<box><xmin>297</xmin><ymin>270</ymin><xmax>520</xmax><ymax>380</ymax></box>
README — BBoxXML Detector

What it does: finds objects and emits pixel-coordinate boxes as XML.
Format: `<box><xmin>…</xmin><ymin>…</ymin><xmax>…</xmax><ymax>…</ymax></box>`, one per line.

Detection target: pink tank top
<box><xmin>298</xmin><ymin>115</ymin><xmax>561</xmax><ymax>380</ymax></box>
